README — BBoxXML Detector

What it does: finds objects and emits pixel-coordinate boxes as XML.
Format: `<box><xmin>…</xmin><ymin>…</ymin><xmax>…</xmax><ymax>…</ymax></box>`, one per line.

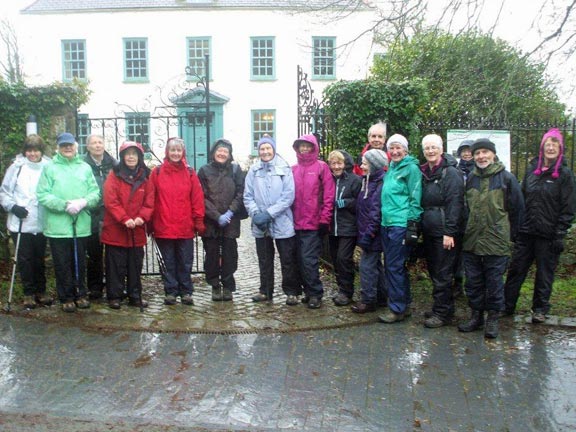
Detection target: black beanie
<box><xmin>471</xmin><ymin>138</ymin><xmax>496</xmax><ymax>155</ymax></box>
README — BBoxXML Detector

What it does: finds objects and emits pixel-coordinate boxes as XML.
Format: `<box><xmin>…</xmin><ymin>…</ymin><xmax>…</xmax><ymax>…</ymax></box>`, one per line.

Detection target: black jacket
<box><xmin>519</xmin><ymin>158</ymin><xmax>576</xmax><ymax>237</ymax></box>
<box><xmin>420</xmin><ymin>154</ymin><xmax>465</xmax><ymax>238</ymax></box>
<box><xmin>331</xmin><ymin>150</ymin><xmax>362</xmax><ymax>237</ymax></box>
<box><xmin>84</xmin><ymin>151</ymin><xmax>118</xmax><ymax>232</ymax></box>
<box><xmin>198</xmin><ymin>141</ymin><xmax>245</xmax><ymax>239</ymax></box>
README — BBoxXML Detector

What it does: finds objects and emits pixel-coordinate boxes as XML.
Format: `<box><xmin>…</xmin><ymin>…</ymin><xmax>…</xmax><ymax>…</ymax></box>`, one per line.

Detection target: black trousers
<box><xmin>105</xmin><ymin>244</ymin><xmax>144</xmax><ymax>302</ymax></box>
<box><xmin>202</xmin><ymin>236</ymin><xmax>238</xmax><ymax>291</ymax></box>
<box><xmin>49</xmin><ymin>237</ymin><xmax>87</xmax><ymax>303</ymax></box>
<box><xmin>463</xmin><ymin>252</ymin><xmax>508</xmax><ymax>312</ymax></box>
<box><xmin>504</xmin><ymin>234</ymin><xmax>560</xmax><ymax>314</ymax></box>
<box><xmin>423</xmin><ymin>235</ymin><xmax>456</xmax><ymax>319</ymax></box>
<box><xmin>256</xmin><ymin>235</ymin><xmax>301</xmax><ymax>297</ymax></box>
<box><xmin>328</xmin><ymin>235</ymin><xmax>357</xmax><ymax>298</ymax></box>
<box><xmin>11</xmin><ymin>232</ymin><xmax>47</xmax><ymax>297</ymax></box>
<box><xmin>85</xmin><ymin>232</ymin><xmax>105</xmax><ymax>296</ymax></box>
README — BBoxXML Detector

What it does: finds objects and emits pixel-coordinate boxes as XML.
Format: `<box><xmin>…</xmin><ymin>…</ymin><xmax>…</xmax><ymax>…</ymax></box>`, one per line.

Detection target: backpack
<box><xmin>232</xmin><ymin>163</ymin><xmax>249</xmax><ymax>220</ymax></box>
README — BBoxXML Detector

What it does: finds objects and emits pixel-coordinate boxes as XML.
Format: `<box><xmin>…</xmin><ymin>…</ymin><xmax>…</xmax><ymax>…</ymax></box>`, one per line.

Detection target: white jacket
<box><xmin>0</xmin><ymin>154</ymin><xmax>51</xmax><ymax>233</ymax></box>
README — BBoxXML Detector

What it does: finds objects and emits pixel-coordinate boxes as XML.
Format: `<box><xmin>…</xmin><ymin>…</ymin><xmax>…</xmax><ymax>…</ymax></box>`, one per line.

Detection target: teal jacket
<box><xmin>381</xmin><ymin>155</ymin><xmax>423</xmax><ymax>227</ymax></box>
<box><xmin>36</xmin><ymin>152</ymin><xmax>100</xmax><ymax>238</ymax></box>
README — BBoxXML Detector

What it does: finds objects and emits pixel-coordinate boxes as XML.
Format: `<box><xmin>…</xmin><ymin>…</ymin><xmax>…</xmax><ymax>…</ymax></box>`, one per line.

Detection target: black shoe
<box><xmin>181</xmin><ymin>294</ymin><xmax>194</xmax><ymax>305</ymax></box>
<box><xmin>424</xmin><ymin>315</ymin><xmax>450</xmax><ymax>328</ymax></box>
<box><xmin>308</xmin><ymin>296</ymin><xmax>322</xmax><ymax>309</ymax></box>
<box><xmin>108</xmin><ymin>299</ymin><xmax>121</xmax><ymax>310</ymax></box>
<box><xmin>333</xmin><ymin>293</ymin><xmax>352</xmax><ymax>306</ymax></box>
<box><xmin>351</xmin><ymin>302</ymin><xmax>376</xmax><ymax>314</ymax></box>
<box><xmin>222</xmin><ymin>289</ymin><xmax>233</xmax><ymax>301</ymax></box>
<box><xmin>484</xmin><ymin>311</ymin><xmax>499</xmax><ymax>338</ymax></box>
<box><xmin>128</xmin><ymin>298</ymin><xmax>148</xmax><ymax>308</ymax></box>
<box><xmin>458</xmin><ymin>309</ymin><xmax>484</xmax><ymax>332</ymax></box>
<box><xmin>252</xmin><ymin>293</ymin><xmax>271</xmax><ymax>302</ymax></box>
<box><xmin>164</xmin><ymin>295</ymin><xmax>177</xmax><ymax>305</ymax></box>
<box><xmin>301</xmin><ymin>296</ymin><xmax>310</xmax><ymax>304</ymax></box>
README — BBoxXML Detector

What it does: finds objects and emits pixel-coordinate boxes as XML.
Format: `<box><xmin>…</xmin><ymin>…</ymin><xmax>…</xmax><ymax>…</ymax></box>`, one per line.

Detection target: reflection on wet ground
<box><xmin>0</xmin><ymin>316</ymin><xmax>574</xmax><ymax>431</ymax></box>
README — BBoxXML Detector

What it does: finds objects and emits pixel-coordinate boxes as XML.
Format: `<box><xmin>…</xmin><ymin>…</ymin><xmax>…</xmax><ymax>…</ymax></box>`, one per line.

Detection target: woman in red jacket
<box><xmin>101</xmin><ymin>141</ymin><xmax>154</xmax><ymax>309</ymax></box>
<box><xmin>150</xmin><ymin>137</ymin><xmax>205</xmax><ymax>306</ymax></box>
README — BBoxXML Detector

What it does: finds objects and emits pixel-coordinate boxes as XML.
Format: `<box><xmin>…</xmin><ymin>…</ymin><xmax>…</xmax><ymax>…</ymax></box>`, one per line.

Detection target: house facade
<box><xmin>19</xmin><ymin>0</ymin><xmax>377</xmax><ymax>166</ymax></box>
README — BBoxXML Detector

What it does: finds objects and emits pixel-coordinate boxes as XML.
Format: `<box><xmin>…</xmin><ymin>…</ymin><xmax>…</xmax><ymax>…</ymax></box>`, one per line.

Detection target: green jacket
<box><xmin>381</xmin><ymin>155</ymin><xmax>423</xmax><ymax>227</ymax></box>
<box><xmin>463</xmin><ymin>161</ymin><xmax>524</xmax><ymax>256</ymax></box>
<box><xmin>36</xmin><ymin>152</ymin><xmax>101</xmax><ymax>238</ymax></box>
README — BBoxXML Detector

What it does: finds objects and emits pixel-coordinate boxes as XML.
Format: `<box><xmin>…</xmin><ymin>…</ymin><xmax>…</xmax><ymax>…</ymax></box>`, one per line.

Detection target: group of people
<box><xmin>1</xmin><ymin>124</ymin><xmax>574</xmax><ymax>340</ymax></box>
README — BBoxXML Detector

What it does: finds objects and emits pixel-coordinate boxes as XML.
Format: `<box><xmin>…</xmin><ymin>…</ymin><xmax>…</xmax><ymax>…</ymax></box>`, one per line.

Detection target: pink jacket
<box><xmin>291</xmin><ymin>134</ymin><xmax>335</xmax><ymax>230</ymax></box>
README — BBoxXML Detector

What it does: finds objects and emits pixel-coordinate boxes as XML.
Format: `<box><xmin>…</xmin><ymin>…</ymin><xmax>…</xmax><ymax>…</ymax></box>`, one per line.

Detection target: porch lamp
<box><xmin>26</xmin><ymin>115</ymin><xmax>37</xmax><ymax>136</ymax></box>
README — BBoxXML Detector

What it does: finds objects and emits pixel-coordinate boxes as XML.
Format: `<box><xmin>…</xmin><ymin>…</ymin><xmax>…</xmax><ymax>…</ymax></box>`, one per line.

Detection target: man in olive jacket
<box><xmin>37</xmin><ymin>133</ymin><xmax>100</xmax><ymax>312</ymax></box>
<box><xmin>459</xmin><ymin>138</ymin><xmax>524</xmax><ymax>339</ymax></box>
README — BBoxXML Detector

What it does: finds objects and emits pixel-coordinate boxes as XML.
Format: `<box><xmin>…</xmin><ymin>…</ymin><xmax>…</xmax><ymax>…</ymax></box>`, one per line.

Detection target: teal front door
<box><xmin>174</xmin><ymin>88</ymin><xmax>228</xmax><ymax>170</ymax></box>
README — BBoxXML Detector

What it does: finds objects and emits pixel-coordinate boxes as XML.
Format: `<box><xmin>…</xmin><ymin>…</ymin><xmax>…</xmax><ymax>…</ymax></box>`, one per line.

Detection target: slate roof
<box><xmin>22</xmin><ymin>0</ymin><xmax>367</xmax><ymax>14</ymax></box>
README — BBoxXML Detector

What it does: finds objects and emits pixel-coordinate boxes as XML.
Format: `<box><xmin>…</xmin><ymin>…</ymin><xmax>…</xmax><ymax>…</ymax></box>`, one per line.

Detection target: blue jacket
<box><xmin>244</xmin><ymin>155</ymin><xmax>295</xmax><ymax>239</ymax></box>
<box><xmin>356</xmin><ymin>169</ymin><xmax>385</xmax><ymax>251</ymax></box>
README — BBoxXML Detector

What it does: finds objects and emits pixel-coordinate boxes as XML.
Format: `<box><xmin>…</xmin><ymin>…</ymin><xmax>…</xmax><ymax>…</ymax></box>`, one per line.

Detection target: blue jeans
<box><xmin>296</xmin><ymin>230</ymin><xmax>323</xmax><ymax>298</ymax></box>
<box><xmin>381</xmin><ymin>226</ymin><xmax>411</xmax><ymax>314</ymax></box>
<box><xmin>359</xmin><ymin>250</ymin><xmax>386</xmax><ymax>304</ymax></box>
<box><xmin>155</xmin><ymin>238</ymin><xmax>195</xmax><ymax>296</ymax></box>
<box><xmin>463</xmin><ymin>252</ymin><xmax>508</xmax><ymax>312</ymax></box>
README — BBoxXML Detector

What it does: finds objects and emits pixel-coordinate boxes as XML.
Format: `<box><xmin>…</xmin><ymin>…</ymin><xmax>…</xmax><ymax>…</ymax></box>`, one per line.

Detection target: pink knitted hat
<box><xmin>534</xmin><ymin>128</ymin><xmax>564</xmax><ymax>179</ymax></box>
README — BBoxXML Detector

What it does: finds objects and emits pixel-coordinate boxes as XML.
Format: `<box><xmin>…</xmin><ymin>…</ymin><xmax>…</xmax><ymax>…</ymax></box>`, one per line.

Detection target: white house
<box><xmin>19</xmin><ymin>0</ymin><xmax>378</xmax><ymax>166</ymax></box>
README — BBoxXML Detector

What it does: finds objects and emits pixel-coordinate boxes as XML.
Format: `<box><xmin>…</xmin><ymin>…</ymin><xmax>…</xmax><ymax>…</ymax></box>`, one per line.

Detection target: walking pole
<box><xmin>6</xmin><ymin>219</ymin><xmax>23</xmax><ymax>313</ymax></box>
<box><xmin>130</xmin><ymin>229</ymin><xmax>144</xmax><ymax>313</ymax></box>
<box><xmin>218</xmin><ymin>230</ymin><xmax>224</xmax><ymax>302</ymax></box>
<box><xmin>72</xmin><ymin>215</ymin><xmax>80</xmax><ymax>296</ymax></box>
<box><xmin>264</xmin><ymin>225</ymin><xmax>272</xmax><ymax>303</ymax></box>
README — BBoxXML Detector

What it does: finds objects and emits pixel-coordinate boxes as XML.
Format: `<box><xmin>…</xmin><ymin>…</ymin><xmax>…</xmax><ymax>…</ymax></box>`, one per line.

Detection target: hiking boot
<box><xmin>222</xmin><ymin>289</ymin><xmax>233</xmax><ymax>301</ymax></box>
<box><xmin>424</xmin><ymin>314</ymin><xmax>449</xmax><ymax>329</ymax></box>
<box><xmin>286</xmin><ymin>295</ymin><xmax>298</xmax><ymax>306</ymax></box>
<box><xmin>211</xmin><ymin>286</ymin><xmax>223</xmax><ymax>301</ymax></box>
<box><xmin>75</xmin><ymin>297</ymin><xmax>91</xmax><ymax>309</ymax></box>
<box><xmin>23</xmin><ymin>296</ymin><xmax>37</xmax><ymax>309</ymax></box>
<box><xmin>351</xmin><ymin>302</ymin><xmax>376</xmax><ymax>314</ymax></box>
<box><xmin>252</xmin><ymin>293</ymin><xmax>271</xmax><ymax>303</ymax></box>
<box><xmin>484</xmin><ymin>311</ymin><xmax>500</xmax><ymax>338</ymax></box>
<box><xmin>36</xmin><ymin>293</ymin><xmax>54</xmax><ymax>306</ymax></box>
<box><xmin>378</xmin><ymin>309</ymin><xmax>405</xmax><ymax>324</ymax></box>
<box><xmin>333</xmin><ymin>293</ymin><xmax>352</xmax><ymax>306</ymax></box>
<box><xmin>62</xmin><ymin>302</ymin><xmax>76</xmax><ymax>313</ymax></box>
<box><xmin>108</xmin><ymin>299</ymin><xmax>121</xmax><ymax>310</ymax></box>
<box><xmin>128</xmin><ymin>298</ymin><xmax>148</xmax><ymax>308</ymax></box>
<box><xmin>181</xmin><ymin>294</ymin><xmax>194</xmax><ymax>305</ymax></box>
<box><xmin>308</xmin><ymin>296</ymin><xmax>322</xmax><ymax>309</ymax></box>
<box><xmin>164</xmin><ymin>295</ymin><xmax>177</xmax><ymax>305</ymax></box>
<box><xmin>458</xmin><ymin>309</ymin><xmax>484</xmax><ymax>332</ymax></box>
<box><xmin>531</xmin><ymin>311</ymin><xmax>547</xmax><ymax>324</ymax></box>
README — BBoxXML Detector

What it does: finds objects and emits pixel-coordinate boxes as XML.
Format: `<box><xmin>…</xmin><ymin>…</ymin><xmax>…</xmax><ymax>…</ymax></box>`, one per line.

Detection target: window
<box><xmin>250</xmin><ymin>37</ymin><xmax>275</xmax><ymax>80</ymax></box>
<box><xmin>186</xmin><ymin>37</ymin><xmax>211</xmax><ymax>80</ymax></box>
<box><xmin>123</xmin><ymin>38</ymin><xmax>148</xmax><ymax>82</ymax></box>
<box><xmin>312</xmin><ymin>37</ymin><xmax>336</xmax><ymax>79</ymax></box>
<box><xmin>251</xmin><ymin>110</ymin><xmax>275</xmax><ymax>152</ymax></box>
<box><xmin>126</xmin><ymin>113</ymin><xmax>150</xmax><ymax>148</ymax></box>
<box><xmin>76</xmin><ymin>114</ymin><xmax>91</xmax><ymax>153</ymax></box>
<box><xmin>62</xmin><ymin>40</ymin><xmax>86</xmax><ymax>82</ymax></box>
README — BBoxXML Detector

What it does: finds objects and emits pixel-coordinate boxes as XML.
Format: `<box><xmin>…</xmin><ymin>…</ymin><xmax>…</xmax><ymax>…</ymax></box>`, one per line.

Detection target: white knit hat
<box><xmin>386</xmin><ymin>134</ymin><xmax>409</xmax><ymax>152</ymax></box>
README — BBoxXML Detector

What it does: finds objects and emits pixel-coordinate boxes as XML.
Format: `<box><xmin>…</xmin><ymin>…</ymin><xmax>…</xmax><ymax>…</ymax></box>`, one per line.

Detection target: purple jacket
<box><xmin>356</xmin><ymin>169</ymin><xmax>385</xmax><ymax>251</ymax></box>
<box><xmin>291</xmin><ymin>134</ymin><xmax>335</xmax><ymax>230</ymax></box>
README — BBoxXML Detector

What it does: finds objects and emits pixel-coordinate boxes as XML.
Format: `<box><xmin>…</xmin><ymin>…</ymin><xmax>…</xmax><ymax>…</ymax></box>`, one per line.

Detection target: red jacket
<box><xmin>150</xmin><ymin>159</ymin><xmax>205</xmax><ymax>239</ymax></box>
<box><xmin>101</xmin><ymin>170</ymin><xmax>155</xmax><ymax>247</ymax></box>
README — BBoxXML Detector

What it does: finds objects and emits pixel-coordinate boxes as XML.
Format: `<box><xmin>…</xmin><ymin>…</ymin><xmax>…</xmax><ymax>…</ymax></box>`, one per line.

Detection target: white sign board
<box><xmin>447</xmin><ymin>130</ymin><xmax>511</xmax><ymax>171</ymax></box>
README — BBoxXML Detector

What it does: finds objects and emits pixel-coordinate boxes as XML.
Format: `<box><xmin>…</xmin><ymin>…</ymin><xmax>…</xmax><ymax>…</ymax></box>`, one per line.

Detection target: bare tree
<box><xmin>0</xmin><ymin>19</ymin><xmax>23</xmax><ymax>84</ymax></box>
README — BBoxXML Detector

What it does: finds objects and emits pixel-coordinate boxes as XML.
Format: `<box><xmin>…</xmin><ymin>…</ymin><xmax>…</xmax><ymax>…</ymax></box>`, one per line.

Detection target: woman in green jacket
<box><xmin>36</xmin><ymin>132</ymin><xmax>100</xmax><ymax>313</ymax></box>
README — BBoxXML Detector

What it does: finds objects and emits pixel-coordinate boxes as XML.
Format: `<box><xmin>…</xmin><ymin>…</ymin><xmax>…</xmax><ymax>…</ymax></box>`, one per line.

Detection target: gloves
<box><xmin>551</xmin><ymin>235</ymin><xmax>565</xmax><ymax>254</ymax></box>
<box><xmin>318</xmin><ymin>223</ymin><xmax>330</xmax><ymax>236</ymax></box>
<box><xmin>11</xmin><ymin>205</ymin><xmax>29</xmax><ymax>219</ymax></box>
<box><xmin>335</xmin><ymin>199</ymin><xmax>346</xmax><ymax>209</ymax></box>
<box><xmin>404</xmin><ymin>220</ymin><xmax>420</xmax><ymax>248</ymax></box>
<box><xmin>253</xmin><ymin>211</ymin><xmax>272</xmax><ymax>231</ymax></box>
<box><xmin>65</xmin><ymin>198</ymin><xmax>88</xmax><ymax>215</ymax></box>
<box><xmin>195</xmin><ymin>219</ymin><xmax>206</xmax><ymax>237</ymax></box>
<box><xmin>218</xmin><ymin>210</ymin><xmax>234</xmax><ymax>227</ymax></box>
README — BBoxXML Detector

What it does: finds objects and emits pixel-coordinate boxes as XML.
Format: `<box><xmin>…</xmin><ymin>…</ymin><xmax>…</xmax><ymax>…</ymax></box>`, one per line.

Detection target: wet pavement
<box><xmin>0</xmin><ymin>221</ymin><xmax>575</xmax><ymax>431</ymax></box>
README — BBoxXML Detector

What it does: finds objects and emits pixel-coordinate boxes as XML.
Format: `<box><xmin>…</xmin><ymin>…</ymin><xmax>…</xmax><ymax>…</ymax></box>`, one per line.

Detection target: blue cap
<box><xmin>56</xmin><ymin>132</ymin><xmax>76</xmax><ymax>146</ymax></box>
